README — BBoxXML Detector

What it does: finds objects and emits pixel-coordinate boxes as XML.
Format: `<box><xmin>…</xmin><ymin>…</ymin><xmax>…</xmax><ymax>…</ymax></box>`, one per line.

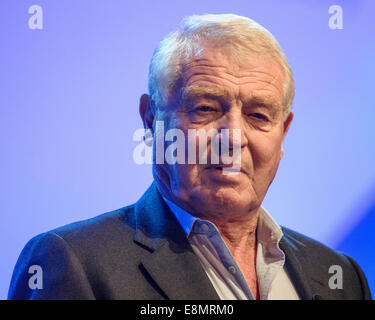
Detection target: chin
<box><xmin>195</xmin><ymin>186</ymin><xmax>252</xmax><ymax>215</ymax></box>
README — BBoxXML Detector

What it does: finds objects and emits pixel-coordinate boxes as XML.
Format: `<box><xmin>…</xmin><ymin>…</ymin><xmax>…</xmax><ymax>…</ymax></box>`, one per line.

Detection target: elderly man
<box><xmin>8</xmin><ymin>14</ymin><xmax>371</xmax><ymax>300</ymax></box>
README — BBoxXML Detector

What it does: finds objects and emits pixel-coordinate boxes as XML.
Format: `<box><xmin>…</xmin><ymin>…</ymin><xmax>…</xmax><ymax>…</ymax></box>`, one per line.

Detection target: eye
<box><xmin>187</xmin><ymin>104</ymin><xmax>221</xmax><ymax>123</ymax></box>
<box><xmin>195</xmin><ymin>106</ymin><xmax>217</xmax><ymax>113</ymax></box>
<box><xmin>248</xmin><ymin>113</ymin><xmax>269</xmax><ymax>121</ymax></box>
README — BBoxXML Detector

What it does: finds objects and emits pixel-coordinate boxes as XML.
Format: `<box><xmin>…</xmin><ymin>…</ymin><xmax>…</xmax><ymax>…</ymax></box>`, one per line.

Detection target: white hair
<box><xmin>148</xmin><ymin>14</ymin><xmax>295</xmax><ymax>119</ymax></box>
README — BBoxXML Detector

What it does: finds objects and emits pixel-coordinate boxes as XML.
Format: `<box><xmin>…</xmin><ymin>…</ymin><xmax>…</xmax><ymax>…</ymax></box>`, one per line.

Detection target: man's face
<box><xmin>145</xmin><ymin>48</ymin><xmax>293</xmax><ymax>220</ymax></box>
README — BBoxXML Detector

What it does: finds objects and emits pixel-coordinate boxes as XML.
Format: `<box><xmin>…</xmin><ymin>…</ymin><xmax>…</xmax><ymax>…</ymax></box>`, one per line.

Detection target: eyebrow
<box><xmin>245</xmin><ymin>95</ymin><xmax>282</xmax><ymax>118</ymax></box>
<box><xmin>181</xmin><ymin>85</ymin><xmax>282</xmax><ymax>116</ymax></box>
<box><xmin>181</xmin><ymin>85</ymin><xmax>231</xmax><ymax>103</ymax></box>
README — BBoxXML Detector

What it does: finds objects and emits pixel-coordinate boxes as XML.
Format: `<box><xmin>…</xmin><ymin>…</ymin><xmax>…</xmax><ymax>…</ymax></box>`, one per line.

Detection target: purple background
<box><xmin>1</xmin><ymin>0</ymin><xmax>374</xmax><ymax>299</ymax></box>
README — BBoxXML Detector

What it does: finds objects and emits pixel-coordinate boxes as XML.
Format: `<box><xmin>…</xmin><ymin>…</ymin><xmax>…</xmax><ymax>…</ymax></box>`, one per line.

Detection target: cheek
<box><xmin>250</xmin><ymin>132</ymin><xmax>283</xmax><ymax>168</ymax></box>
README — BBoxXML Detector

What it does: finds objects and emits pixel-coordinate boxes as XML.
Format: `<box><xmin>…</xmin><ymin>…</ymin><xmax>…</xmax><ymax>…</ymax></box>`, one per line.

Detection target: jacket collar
<box><xmin>133</xmin><ymin>182</ymin><xmax>220</xmax><ymax>300</ymax></box>
<box><xmin>280</xmin><ymin>229</ymin><xmax>330</xmax><ymax>300</ymax></box>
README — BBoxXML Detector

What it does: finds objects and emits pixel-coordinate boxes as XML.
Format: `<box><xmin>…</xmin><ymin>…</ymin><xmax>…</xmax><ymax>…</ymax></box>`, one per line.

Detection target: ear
<box><xmin>280</xmin><ymin>110</ymin><xmax>294</xmax><ymax>158</ymax></box>
<box><xmin>139</xmin><ymin>93</ymin><xmax>155</xmax><ymax>130</ymax></box>
<box><xmin>139</xmin><ymin>94</ymin><xmax>155</xmax><ymax>147</ymax></box>
<box><xmin>282</xmin><ymin>111</ymin><xmax>294</xmax><ymax>138</ymax></box>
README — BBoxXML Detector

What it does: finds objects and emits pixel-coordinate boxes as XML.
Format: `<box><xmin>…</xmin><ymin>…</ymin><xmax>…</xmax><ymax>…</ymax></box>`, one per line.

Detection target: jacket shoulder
<box><xmin>49</xmin><ymin>204</ymin><xmax>137</xmax><ymax>244</ymax></box>
<box><xmin>8</xmin><ymin>204</ymin><xmax>140</xmax><ymax>299</ymax></box>
<box><xmin>281</xmin><ymin>226</ymin><xmax>372</xmax><ymax>300</ymax></box>
<box><xmin>281</xmin><ymin>226</ymin><xmax>339</xmax><ymax>254</ymax></box>
<box><xmin>281</xmin><ymin>226</ymin><xmax>352</xmax><ymax>271</ymax></box>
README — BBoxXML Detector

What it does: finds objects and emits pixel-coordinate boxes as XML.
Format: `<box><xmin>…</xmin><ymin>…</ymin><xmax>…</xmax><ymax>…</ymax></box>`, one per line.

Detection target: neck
<box><xmin>155</xmin><ymin>177</ymin><xmax>260</xmax><ymax>253</ymax></box>
<box><xmin>208</xmin><ymin>207</ymin><xmax>260</xmax><ymax>255</ymax></box>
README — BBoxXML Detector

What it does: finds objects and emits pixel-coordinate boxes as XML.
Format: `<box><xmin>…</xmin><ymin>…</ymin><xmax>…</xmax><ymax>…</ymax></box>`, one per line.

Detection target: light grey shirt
<box><xmin>163</xmin><ymin>197</ymin><xmax>300</xmax><ymax>300</ymax></box>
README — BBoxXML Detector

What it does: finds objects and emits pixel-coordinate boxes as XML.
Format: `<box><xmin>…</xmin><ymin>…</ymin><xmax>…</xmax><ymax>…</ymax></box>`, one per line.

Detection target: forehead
<box><xmin>179</xmin><ymin>49</ymin><xmax>285</xmax><ymax>105</ymax></box>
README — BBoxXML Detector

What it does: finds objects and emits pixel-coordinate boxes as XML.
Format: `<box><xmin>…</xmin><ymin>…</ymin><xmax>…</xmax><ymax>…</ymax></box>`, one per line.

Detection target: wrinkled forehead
<box><xmin>176</xmin><ymin>48</ymin><xmax>285</xmax><ymax>104</ymax></box>
<box><xmin>180</xmin><ymin>45</ymin><xmax>283</xmax><ymax>75</ymax></box>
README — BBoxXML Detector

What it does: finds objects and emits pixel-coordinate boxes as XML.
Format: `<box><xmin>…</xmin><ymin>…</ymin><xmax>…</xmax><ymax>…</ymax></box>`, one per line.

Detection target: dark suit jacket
<box><xmin>8</xmin><ymin>183</ymin><xmax>372</xmax><ymax>300</ymax></box>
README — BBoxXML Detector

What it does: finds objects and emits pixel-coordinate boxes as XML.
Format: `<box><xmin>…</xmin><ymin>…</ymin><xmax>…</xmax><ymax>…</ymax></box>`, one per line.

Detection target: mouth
<box><xmin>205</xmin><ymin>164</ymin><xmax>242</xmax><ymax>174</ymax></box>
<box><xmin>214</xmin><ymin>166</ymin><xmax>224</xmax><ymax>170</ymax></box>
<box><xmin>205</xmin><ymin>164</ymin><xmax>233</xmax><ymax>170</ymax></box>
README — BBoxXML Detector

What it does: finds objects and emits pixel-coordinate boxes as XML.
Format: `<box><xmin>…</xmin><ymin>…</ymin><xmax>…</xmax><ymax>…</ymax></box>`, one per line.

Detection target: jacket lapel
<box><xmin>133</xmin><ymin>183</ymin><xmax>219</xmax><ymax>300</ymax></box>
<box><xmin>280</xmin><ymin>229</ymin><xmax>323</xmax><ymax>300</ymax></box>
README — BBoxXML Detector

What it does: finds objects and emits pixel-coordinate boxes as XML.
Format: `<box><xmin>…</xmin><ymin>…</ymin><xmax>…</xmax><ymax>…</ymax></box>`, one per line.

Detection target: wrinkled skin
<box><xmin>140</xmin><ymin>49</ymin><xmax>293</xmax><ymax>223</ymax></box>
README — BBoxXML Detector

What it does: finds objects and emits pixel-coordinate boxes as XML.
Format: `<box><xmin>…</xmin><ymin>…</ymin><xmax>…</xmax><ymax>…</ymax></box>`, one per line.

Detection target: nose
<box><xmin>216</xmin><ymin>108</ymin><xmax>248</xmax><ymax>150</ymax></box>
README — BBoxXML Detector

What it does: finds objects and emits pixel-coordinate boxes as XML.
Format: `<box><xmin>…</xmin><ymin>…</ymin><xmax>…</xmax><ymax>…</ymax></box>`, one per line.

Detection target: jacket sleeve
<box><xmin>8</xmin><ymin>232</ymin><xmax>96</xmax><ymax>300</ymax></box>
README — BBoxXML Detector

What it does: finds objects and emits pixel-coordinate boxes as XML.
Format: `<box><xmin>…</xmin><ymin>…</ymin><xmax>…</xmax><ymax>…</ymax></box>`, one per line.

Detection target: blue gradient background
<box><xmin>1</xmin><ymin>0</ymin><xmax>374</xmax><ymax>299</ymax></box>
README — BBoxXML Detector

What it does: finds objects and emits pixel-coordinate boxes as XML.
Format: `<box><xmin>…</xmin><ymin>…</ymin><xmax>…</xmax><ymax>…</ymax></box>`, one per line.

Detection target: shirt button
<box><xmin>200</xmin><ymin>224</ymin><xmax>210</xmax><ymax>233</ymax></box>
<box><xmin>228</xmin><ymin>266</ymin><xmax>237</xmax><ymax>274</ymax></box>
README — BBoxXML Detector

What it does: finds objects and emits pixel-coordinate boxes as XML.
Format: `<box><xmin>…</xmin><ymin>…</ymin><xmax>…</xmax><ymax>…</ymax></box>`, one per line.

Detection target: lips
<box><xmin>205</xmin><ymin>164</ymin><xmax>234</xmax><ymax>170</ymax></box>
<box><xmin>205</xmin><ymin>165</ymin><xmax>232</xmax><ymax>171</ymax></box>
<box><xmin>204</xmin><ymin>161</ymin><xmax>245</xmax><ymax>175</ymax></box>
<box><xmin>205</xmin><ymin>164</ymin><xmax>241</xmax><ymax>173</ymax></box>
